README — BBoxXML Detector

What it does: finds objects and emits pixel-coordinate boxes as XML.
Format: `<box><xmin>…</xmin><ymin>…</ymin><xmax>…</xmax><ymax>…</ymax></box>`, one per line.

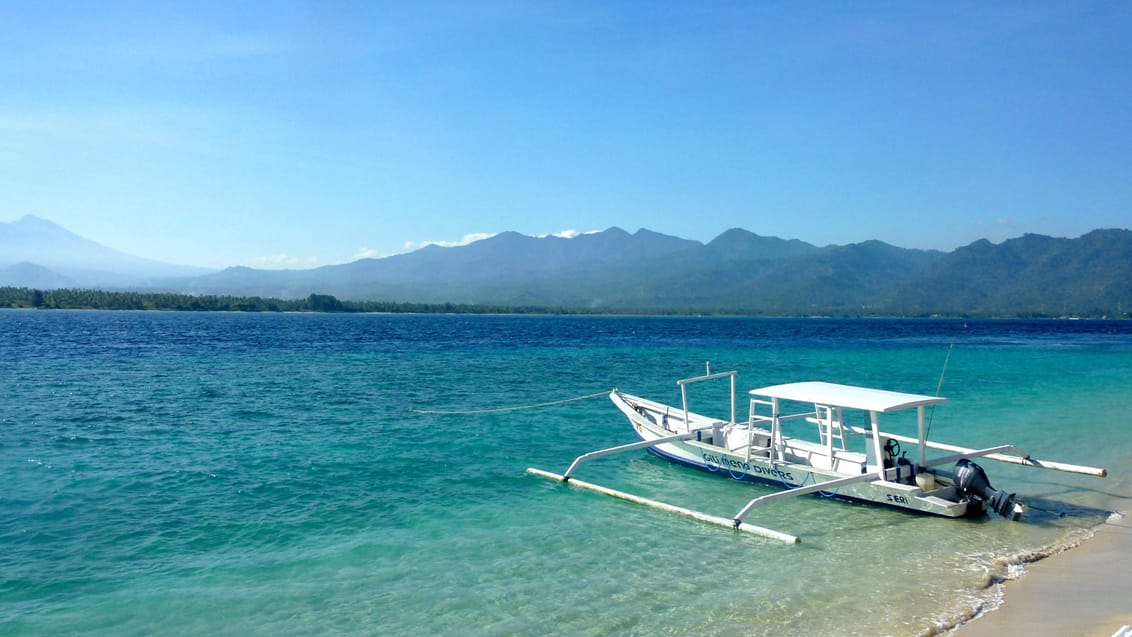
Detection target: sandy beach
<box><xmin>956</xmin><ymin>508</ymin><xmax>1132</xmax><ymax>637</ymax></box>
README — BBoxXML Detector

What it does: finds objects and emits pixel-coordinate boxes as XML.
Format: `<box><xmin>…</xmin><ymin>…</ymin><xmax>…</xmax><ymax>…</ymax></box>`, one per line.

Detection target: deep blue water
<box><xmin>2</xmin><ymin>311</ymin><xmax>1130</xmax><ymax>636</ymax></box>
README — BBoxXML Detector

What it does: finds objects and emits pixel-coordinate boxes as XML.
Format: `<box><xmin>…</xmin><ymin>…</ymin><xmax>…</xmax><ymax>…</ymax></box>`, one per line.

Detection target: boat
<box><xmin>528</xmin><ymin>364</ymin><xmax>1107</xmax><ymax>543</ymax></box>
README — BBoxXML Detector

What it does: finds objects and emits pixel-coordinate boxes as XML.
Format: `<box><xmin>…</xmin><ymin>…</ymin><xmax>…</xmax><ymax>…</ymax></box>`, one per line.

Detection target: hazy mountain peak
<box><xmin>1</xmin><ymin>214</ymin><xmax>214</xmax><ymax>285</ymax></box>
<box><xmin>2</xmin><ymin>214</ymin><xmax>111</xmax><ymax>263</ymax></box>
<box><xmin>7</xmin><ymin>214</ymin><xmax>83</xmax><ymax>239</ymax></box>
<box><xmin>15</xmin><ymin>214</ymin><xmax>60</xmax><ymax>229</ymax></box>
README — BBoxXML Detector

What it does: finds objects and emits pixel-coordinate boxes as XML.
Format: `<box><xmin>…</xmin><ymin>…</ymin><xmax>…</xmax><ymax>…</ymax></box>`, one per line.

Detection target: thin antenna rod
<box><xmin>926</xmin><ymin>343</ymin><xmax>954</xmax><ymax>439</ymax></box>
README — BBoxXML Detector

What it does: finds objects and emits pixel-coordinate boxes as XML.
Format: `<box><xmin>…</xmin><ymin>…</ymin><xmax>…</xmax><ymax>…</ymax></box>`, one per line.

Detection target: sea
<box><xmin>2</xmin><ymin>311</ymin><xmax>1130</xmax><ymax>637</ymax></box>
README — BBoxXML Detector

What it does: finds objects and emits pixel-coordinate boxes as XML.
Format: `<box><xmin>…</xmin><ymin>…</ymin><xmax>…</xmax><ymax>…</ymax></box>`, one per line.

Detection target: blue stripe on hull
<box><xmin>642</xmin><ymin>445</ymin><xmax>954</xmax><ymax>515</ymax></box>
<box><xmin>644</xmin><ymin>446</ymin><xmax>789</xmax><ymax>486</ymax></box>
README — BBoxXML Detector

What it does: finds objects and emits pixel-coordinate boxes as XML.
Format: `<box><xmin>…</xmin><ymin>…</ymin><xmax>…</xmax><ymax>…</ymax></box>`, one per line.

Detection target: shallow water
<box><xmin>2</xmin><ymin>312</ymin><xmax>1129</xmax><ymax>636</ymax></box>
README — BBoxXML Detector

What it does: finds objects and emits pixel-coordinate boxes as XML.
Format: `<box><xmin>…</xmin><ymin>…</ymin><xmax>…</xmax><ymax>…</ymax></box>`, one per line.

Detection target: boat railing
<box><xmin>677</xmin><ymin>363</ymin><xmax>737</xmax><ymax>428</ymax></box>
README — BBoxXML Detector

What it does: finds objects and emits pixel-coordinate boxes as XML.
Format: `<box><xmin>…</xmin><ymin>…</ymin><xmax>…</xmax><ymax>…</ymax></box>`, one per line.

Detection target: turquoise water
<box><xmin>2</xmin><ymin>312</ymin><xmax>1130</xmax><ymax>636</ymax></box>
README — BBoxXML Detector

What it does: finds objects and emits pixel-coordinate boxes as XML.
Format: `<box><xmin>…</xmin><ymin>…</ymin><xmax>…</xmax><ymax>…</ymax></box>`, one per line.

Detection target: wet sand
<box><xmin>956</xmin><ymin>511</ymin><xmax>1132</xmax><ymax>637</ymax></box>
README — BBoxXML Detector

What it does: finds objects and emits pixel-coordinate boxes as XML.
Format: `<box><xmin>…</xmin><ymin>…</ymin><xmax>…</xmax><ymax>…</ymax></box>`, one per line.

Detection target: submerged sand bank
<box><xmin>955</xmin><ymin>511</ymin><xmax>1131</xmax><ymax>637</ymax></box>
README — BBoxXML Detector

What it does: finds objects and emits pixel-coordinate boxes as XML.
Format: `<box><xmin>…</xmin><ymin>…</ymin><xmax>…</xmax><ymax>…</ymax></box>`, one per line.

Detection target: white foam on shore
<box><xmin>924</xmin><ymin>513</ymin><xmax>1128</xmax><ymax>636</ymax></box>
<box><xmin>986</xmin><ymin>524</ymin><xmax>1097</xmax><ymax>583</ymax></box>
<box><xmin>937</xmin><ymin>509</ymin><xmax>1130</xmax><ymax>636</ymax></box>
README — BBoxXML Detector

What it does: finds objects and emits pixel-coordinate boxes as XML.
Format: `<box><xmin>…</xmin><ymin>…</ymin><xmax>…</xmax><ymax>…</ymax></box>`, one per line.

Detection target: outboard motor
<box><xmin>954</xmin><ymin>458</ymin><xmax>1019</xmax><ymax>518</ymax></box>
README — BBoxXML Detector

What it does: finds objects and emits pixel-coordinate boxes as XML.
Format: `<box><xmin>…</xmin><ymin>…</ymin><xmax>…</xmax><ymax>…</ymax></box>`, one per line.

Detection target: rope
<box><xmin>410</xmin><ymin>389</ymin><xmax>610</xmax><ymax>416</ymax></box>
<box><xmin>779</xmin><ymin>471</ymin><xmax>842</xmax><ymax>497</ymax></box>
<box><xmin>727</xmin><ymin>461</ymin><xmax>748</xmax><ymax>481</ymax></box>
<box><xmin>780</xmin><ymin>470</ymin><xmax>813</xmax><ymax>491</ymax></box>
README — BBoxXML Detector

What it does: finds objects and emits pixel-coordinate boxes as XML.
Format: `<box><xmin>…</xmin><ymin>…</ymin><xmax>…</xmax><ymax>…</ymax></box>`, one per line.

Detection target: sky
<box><xmin>2</xmin><ymin>1</ymin><xmax>1130</xmax><ymax>270</ymax></box>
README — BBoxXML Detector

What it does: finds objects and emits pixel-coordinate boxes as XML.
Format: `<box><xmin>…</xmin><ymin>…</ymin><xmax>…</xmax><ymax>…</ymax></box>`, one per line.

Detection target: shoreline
<box><xmin>952</xmin><ymin>509</ymin><xmax>1132</xmax><ymax>636</ymax></box>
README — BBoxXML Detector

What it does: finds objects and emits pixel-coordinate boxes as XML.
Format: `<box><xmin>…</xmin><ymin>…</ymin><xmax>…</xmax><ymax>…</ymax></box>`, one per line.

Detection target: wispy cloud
<box><xmin>77</xmin><ymin>31</ymin><xmax>291</xmax><ymax>66</ymax></box>
<box><xmin>0</xmin><ymin>103</ymin><xmax>233</xmax><ymax>150</ymax></box>
<box><xmin>249</xmin><ymin>253</ymin><xmax>320</xmax><ymax>269</ymax></box>
<box><xmin>351</xmin><ymin>247</ymin><xmax>383</xmax><ymax>260</ymax></box>
<box><xmin>245</xmin><ymin>247</ymin><xmax>391</xmax><ymax>270</ymax></box>
<box><xmin>399</xmin><ymin>229</ymin><xmax>599</xmax><ymax>253</ymax></box>
<box><xmin>538</xmin><ymin>229</ymin><xmax>601</xmax><ymax>239</ymax></box>
<box><xmin>402</xmin><ymin>232</ymin><xmax>496</xmax><ymax>252</ymax></box>
<box><xmin>246</xmin><ymin>230</ymin><xmax>597</xmax><ymax>270</ymax></box>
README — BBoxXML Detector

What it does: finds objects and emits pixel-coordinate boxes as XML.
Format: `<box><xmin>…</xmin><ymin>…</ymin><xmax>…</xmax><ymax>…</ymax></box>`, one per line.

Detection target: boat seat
<box><xmin>832</xmin><ymin>449</ymin><xmax>866</xmax><ymax>463</ymax></box>
<box><xmin>831</xmin><ymin>449</ymin><xmax>867</xmax><ymax>474</ymax></box>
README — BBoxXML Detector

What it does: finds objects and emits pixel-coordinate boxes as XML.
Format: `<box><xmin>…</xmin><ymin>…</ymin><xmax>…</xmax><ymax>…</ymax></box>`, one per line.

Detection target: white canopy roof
<box><xmin>749</xmin><ymin>381</ymin><xmax>946</xmax><ymax>413</ymax></box>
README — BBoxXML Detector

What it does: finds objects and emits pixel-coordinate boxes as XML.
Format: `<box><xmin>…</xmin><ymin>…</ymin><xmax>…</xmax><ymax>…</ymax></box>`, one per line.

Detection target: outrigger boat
<box><xmin>528</xmin><ymin>364</ymin><xmax>1107</xmax><ymax>543</ymax></box>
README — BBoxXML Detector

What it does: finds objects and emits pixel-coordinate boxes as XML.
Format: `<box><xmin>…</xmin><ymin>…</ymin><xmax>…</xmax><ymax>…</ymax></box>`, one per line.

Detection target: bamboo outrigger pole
<box><xmin>864</xmin><ymin>430</ymin><xmax>1107</xmax><ymax>478</ymax></box>
<box><xmin>527</xmin><ymin>426</ymin><xmax>800</xmax><ymax>543</ymax></box>
<box><xmin>526</xmin><ymin>467</ymin><xmax>799</xmax><ymax>543</ymax></box>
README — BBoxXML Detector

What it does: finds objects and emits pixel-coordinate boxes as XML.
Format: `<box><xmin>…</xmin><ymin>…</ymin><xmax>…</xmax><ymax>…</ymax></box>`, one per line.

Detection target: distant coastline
<box><xmin>1</xmin><ymin>286</ymin><xmax>1126</xmax><ymax>319</ymax></box>
<box><xmin>0</xmin><ymin>287</ymin><xmax>560</xmax><ymax>315</ymax></box>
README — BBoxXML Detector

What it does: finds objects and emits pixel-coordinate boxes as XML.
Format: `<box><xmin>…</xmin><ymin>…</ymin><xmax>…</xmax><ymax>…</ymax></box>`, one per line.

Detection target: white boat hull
<box><xmin>612</xmin><ymin>391</ymin><xmax>975</xmax><ymax>518</ymax></box>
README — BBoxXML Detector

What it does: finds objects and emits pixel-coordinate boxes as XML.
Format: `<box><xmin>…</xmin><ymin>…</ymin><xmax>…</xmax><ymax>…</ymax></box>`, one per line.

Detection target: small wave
<box><xmin>52</xmin><ymin>434</ymin><xmax>95</xmax><ymax>444</ymax></box>
<box><xmin>916</xmin><ymin>590</ymin><xmax>1002</xmax><ymax>637</ymax></box>
<box><xmin>983</xmin><ymin>525</ymin><xmax>1097</xmax><ymax>585</ymax></box>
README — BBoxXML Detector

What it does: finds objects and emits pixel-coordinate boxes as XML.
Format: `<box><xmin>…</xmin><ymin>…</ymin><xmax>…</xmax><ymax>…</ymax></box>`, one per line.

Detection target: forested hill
<box><xmin>885</xmin><ymin>230</ymin><xmax>1132</xmax><ymax>316</ymax></box>
<box><xmin>179</xmin><ymin>227</ymin><xmax>1131</xmax><ymax>317</ymax></box>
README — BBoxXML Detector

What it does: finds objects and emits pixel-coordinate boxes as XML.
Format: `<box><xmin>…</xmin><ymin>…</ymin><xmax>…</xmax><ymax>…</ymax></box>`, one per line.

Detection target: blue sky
<box><xmin>2</xmin><ymin>2</ymin><xmax>1130</xmax><ymax>270</ymax></box>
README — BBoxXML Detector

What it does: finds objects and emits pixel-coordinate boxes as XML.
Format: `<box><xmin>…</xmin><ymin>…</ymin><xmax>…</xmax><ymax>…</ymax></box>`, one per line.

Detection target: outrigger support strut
<box><xmin>732</xmin><ymin>472</ymin><xmax>880</xmax><ymax>523</ymax></box>
<box><xmin>560</xmin><ymin>427</ymin><xmax>714</xmax><ymax>480</ymax></box>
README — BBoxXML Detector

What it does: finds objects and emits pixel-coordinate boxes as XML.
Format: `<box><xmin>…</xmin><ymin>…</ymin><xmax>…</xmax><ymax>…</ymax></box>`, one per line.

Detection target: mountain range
<box><xmin>2</xmin><ymin>215</ymin><xmax>1130</xmax><ymax>316</ymax></box>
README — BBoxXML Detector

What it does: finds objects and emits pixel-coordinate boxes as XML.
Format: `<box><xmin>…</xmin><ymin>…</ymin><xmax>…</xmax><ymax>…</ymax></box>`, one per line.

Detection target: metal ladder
<box><xmin>747</xmin><ymin>398</ymin><xmax>776</xmax><ymax>459</ymax></box>
<box><xmin>816</xmin><ymin>404</ymin><xmax>846</xmax><ymax>450</ymax></box>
